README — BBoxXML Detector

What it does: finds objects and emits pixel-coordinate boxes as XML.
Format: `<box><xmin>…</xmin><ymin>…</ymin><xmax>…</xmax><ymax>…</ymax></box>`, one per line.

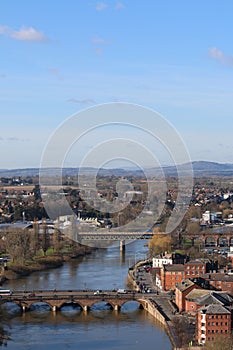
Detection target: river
<box><xmin>3</xmin><ymin>241</ymin><xmax>172</xmax><ymax>350</ymax></box>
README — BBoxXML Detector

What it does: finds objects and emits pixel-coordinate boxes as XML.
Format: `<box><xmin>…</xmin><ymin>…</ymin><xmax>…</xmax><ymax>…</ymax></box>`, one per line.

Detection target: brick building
<box><xmin>160</xmin><ymin>264</ymin><xmax>184</xmax><ymax>291</ymax></box>
<box><xmin>184</xmin><ymin>260</ymin><xmax>207</xmax><ymax>279</ymax></box>
<box><xmin>196</xmin><ymin>273</ymin><xmax>233</xmax><ymax>294</ymax></box>
<box><xmin>175</xmin><ymin>279</ymin><xmax>198</xmax><ymax>312</ymax></box>
<box><xmin>185</xmin><ymin>289</ymin><xmax>211</xmax><ymax>315</ymax></box>
<box><xmin>196</xmin><ymin>304</ymin><xmax>231</xmax><ymax>345</ymax></box>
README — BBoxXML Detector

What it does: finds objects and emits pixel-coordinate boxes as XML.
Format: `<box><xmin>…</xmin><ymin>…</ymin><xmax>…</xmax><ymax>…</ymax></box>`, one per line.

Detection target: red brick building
<box><xmin>160</xmin><ymin>264</ymin><xmax>184</xmax><ymax>291</ymax></box>
<box><xmin>197</xmin><ymin>273</ymin><xmax>233</xmax><ymax>294</ymax></box>
<box><xmin>196</xmin><ymin>304</ymin><xmax>231</xmax><ymax>345</ymax></box>
<box><xmin>184</xmin><ymin>260</ymin><xmax>207</xmax><ymax>279</ymax></box>
<box><xmin>185</xmin><ymin>289</ymin><xmax>211</xmax><ymax>315</ymax></box>
<box><xmin>175</xmin><ymin>279</ymin><xmax>198</xmax><ymax>312</ymax></box>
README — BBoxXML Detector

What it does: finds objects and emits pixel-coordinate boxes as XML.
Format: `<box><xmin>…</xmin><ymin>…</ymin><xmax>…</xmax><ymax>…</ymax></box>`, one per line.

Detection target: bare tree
<box><xmin>203</xmin><ymin>335</ymin><xmax>233</xmax><ymax>350</ymax></box>
<box><xmin>4</xmin><ymin>229</ymin><xmax>31</xmax><ymax>264</ymax></box>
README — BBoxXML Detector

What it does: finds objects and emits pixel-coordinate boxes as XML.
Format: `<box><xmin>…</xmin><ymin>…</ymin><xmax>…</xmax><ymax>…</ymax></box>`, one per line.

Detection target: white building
<box><xmin>152</xmin><ymin>255</ymin><xmax>172</xmax><ymax>268</ymax></box>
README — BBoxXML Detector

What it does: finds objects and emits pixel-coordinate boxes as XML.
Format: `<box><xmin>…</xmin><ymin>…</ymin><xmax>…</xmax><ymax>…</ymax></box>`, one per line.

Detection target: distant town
<box><xmin>2</xmin><ymin>168</ymin><xmax>233</xmax><ymax>348</ymax></box>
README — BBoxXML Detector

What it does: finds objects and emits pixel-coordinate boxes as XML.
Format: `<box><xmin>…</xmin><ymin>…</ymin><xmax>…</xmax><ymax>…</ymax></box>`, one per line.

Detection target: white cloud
<box><xmin>92</xmin><ymin>35</ymin><xmax>109</xmax><ymax>45</ymax></box>
<box><xmin>67</xmin><ymin>98</ymin><xmax>96</xmax><ymax>105</ymax></box>
<box><xmin>0</xmin><ymin>25</ymin><xmax>47</xmax><ymax>42</ymax></box>
<box><xmin>0</xmin><ymin>136</ymin><xmax>30</xmax><ymax>142</ymax></box>
<box><xmin>92</xmin><ymin>35</ymin><xmax>109</xmax><ymax>55</ymax></box>
<box><xmin>209</xmin><ymin>47</ymin><xmax>233</xmax><ymax>66</ymax></box>
<box><xmin>115</xmin><ymin>2</ymin><xmax>125</xmax><ymax>10</ymax></box>
<box><xmin>96</xmin><ymin>2</ymin><xmax>108</xmax><ymax>11</ymax></box>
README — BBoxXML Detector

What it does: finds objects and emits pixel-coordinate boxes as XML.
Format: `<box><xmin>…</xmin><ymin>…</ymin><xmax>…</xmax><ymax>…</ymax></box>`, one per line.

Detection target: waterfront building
<box><xmin>196</xmin><ymin>304</ymin><xmax>231</xmax><ymax>345</ymax></box>
<box><xmin>175</xmin><ymin>279</ymin><xmax>199</xmax><ymax>312</ymax></box>
<box><xmin>185</xmin><ymin>289</ymin><xmax>211</xmax><ymax>315</ymax></box>
<box><xmin>160</xmin><ymin>264</ymin><xmax>184</xmax><ymax>291</ymax></box>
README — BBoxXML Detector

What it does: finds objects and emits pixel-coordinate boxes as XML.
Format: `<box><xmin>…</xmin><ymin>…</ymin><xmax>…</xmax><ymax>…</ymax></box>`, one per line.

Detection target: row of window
<box><xmin>207</xmin><ymin>315</ymin><xmax>228</xmax><ymax>319</ymax></box>
<box><xmin>186</xmin><ymin>266</ymin><xmax>205</xmax><ymax>270</ymax></box>
<box><xmin>207</xmin><ymin>322</ymin><xmax>228</xmax><ymax>326</ymax></box>
<box><xmin>207</xmin><ymin>329</ymin><xmax>228</xmax><ymax>334</ymax></box>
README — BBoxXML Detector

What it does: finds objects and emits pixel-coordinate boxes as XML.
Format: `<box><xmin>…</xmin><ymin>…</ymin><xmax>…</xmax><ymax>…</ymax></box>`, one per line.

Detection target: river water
<box><xmin>3</xmin><ymin>241</ymin><xmax>172</xmax><ymax>350</ymax></box>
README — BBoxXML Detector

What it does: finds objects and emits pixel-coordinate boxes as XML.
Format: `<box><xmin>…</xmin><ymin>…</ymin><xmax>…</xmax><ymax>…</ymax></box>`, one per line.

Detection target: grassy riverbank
<box><xmin>0</xmin><ymin>245</ymin><xmax>95</xmax><ymax>283</ymax></box>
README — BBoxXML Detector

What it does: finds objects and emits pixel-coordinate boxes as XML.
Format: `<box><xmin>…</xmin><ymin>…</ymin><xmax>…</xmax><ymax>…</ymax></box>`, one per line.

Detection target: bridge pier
<box><xmin>114</xmin><ymin>304</ymin><xmax>120</xmax><ymax>311</ymax></box>
<box><xmin>120</xmin><ymin>240</ymin><xmax>125</xmax><ymax>252</ymax></box>
<box><xmin>83</xmin><ymin>305</ymin><xmax>89</xmax><ymax>312</ymax></box>
<box><xmin>52</xmin><ymin>305</ymin><xmax>57</xmax><ymax>312</ymax></box>
<box><xmin>22</xmin><ymin>305</ymin><xmax>28</xmax><ymax>313</ymax></box>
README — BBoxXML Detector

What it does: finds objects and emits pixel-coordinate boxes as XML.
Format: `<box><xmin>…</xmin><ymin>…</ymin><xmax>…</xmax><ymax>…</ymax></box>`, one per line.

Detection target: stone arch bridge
<box><xmin>0</xmin><ymin>290</ymin><xmax>151</xmax><ymax>313</ymax></box>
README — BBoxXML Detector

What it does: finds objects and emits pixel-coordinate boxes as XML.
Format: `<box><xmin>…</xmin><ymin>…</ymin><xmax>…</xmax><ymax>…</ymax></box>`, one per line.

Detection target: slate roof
<box><xmin>176</xmin><ymin>279</ymin><xmax>195</xmax><ymax>292</ymax></box>
<box><xmin>185</xmin><ymin>289</ymin><xmax>211</xmax><ymax>301</ymax></box>
<box><xmin>199</xmin><ymin>304</ymin><xmax>231</xmax><ymax>315</ymax></box>
<box><xmin>164</xmin><ymin>264</ymin><xmax>184</xmax><ymax>272</ymax></box>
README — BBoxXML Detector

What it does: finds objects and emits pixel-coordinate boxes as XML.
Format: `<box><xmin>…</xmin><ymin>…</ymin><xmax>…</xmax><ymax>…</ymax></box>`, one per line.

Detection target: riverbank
<box><xmin>127</xmin><ymin>261</ymin><xmax>201</xmax><ymax>350</ymax></box>
<box><xmin>0</xmin><ymin>245</ymin><xmax>95</xmax><ymax>285</ymax></box>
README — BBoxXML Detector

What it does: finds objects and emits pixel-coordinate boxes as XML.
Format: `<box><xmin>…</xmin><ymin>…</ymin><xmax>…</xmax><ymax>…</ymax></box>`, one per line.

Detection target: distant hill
<box><xmin>1</xmin><ymin>161</ymin><xmax>233</xmax><ymax>178</ymax></box>
<box><xmin>162</xmin><ymin>161</ymin><xmax>233</xmax><ymax>177</ymax></box>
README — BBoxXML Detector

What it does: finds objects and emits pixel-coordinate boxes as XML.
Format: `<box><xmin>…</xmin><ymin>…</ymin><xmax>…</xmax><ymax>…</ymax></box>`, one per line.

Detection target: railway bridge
<box><xmin>182</xmin><ymin>229</ymin><xmax>233</xmax><ymax>247</ymax></box>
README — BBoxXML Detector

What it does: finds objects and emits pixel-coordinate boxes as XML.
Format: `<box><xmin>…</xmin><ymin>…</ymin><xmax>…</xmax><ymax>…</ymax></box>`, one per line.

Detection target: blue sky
<box><xmin>1</xmin><ymin>0</ymin><xmax>233</xmax><ymax>168</ymax></box>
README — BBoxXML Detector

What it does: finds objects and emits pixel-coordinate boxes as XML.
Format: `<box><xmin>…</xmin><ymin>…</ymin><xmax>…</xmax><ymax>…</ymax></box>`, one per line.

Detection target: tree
<box><xmin>203</xmin><ymin>335</ymin><xmax>233</xmax><ymax>350</ymax></box>
<box><xmin>0</xmin><ymin>308</ymin><xmax>10</xmax><ymax>346</ymax></box>
<box><xmin>172</xmin><ymin>316</ymin><xmax>193</xmax><ymax>347</ymax></box>
<box><xmin>186</xmin><ymin>221</ymin><xmax>201</xmax><ymax>235</ymax></box>
<box><xmin>4</xmin><ymin>229</ymin><xmax>31</xmax><ymax>264</ymax></box>
<box><xmin>148</xmin><ymin>228</ymin><xmax>173</xmax><ymax>256</ymax></box>
<box><xmin>41</xmin><ymin>219</ymin><xmax>50</xmax><ymax>256</ymax></box>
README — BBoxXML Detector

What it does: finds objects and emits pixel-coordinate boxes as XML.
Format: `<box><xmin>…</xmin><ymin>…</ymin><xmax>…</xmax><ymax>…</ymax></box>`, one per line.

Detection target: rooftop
<box><xmin>198</xmin><ymin>304</ymin><xmax>231</xmax><ymax>315</ymax></box>
<box><xmin>164</xmin><ymin>264</ymin><xmax>184</xmax><ymax>272</ymax></box>
<box><xmin>186</xmin><ymin>289</ymin><xmax>211</xmax><ymax>301</ymax></box>
<box><xmin>176</xmin><ymin>279</ymin><xmax>195</xmax><ymax>292</ymax></box>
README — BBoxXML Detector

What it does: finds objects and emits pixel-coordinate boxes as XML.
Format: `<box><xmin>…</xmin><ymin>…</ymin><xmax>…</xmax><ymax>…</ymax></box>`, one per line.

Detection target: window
<box><xmin>212</xmin><ymin>322</ymin><xmax>215</xmax><ymax>326</ymax></box>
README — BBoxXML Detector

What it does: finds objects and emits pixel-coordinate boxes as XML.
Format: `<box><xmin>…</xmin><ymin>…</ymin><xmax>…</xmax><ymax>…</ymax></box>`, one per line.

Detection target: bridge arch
<box><xmin>204</xmin><ymin>236</ymin><xmax>216</xmax><ymax>247</ymax></box>
<box><xmin>218</xmin><ymin>237</ymin><xmax>229</xmax><ymax>247</ymax></box>
<box><xmin>120</xmin><ymin>300</ymin><xmax>144</xmax><ymax>310</ymax></box>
